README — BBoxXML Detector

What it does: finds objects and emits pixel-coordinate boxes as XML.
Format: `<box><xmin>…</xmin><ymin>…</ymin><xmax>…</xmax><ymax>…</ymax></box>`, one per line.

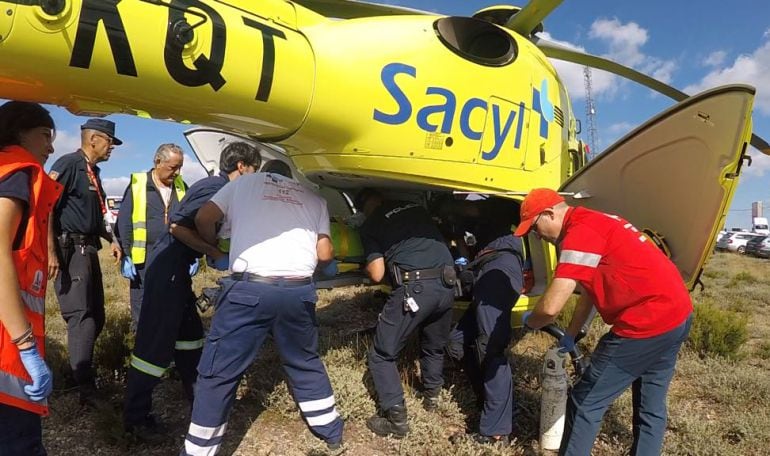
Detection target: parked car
<box><xmin>717</xmin><ymin>232</ymin><xmax>765</xmax><ymax>254</ymax></box>
<box><xmin>716</xmin><ymin>232</ymin><xmax>736</xmax><ymax>251</ymax></box>
<box><xmin>751</xmin><ymin>237</ymin><xmax>770</xmax><ymax>258</ymax></box>
<box><xmin>745</xmin><ymin>235</ymin><xmax>769</xmax><ymax>257</ymax></box>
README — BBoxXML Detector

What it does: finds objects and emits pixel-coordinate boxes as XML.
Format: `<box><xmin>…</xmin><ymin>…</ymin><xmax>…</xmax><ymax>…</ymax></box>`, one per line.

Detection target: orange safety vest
<box><xmin>0</xmin><ymin>145</ymin><xmax>62</xmax><ymax>416</ymax></box>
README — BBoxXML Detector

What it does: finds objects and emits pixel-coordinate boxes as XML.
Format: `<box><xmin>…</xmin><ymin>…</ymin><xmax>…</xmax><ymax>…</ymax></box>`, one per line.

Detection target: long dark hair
<box><xmin>0</xmin><ymin>101</ymin><xmax>55</xmax><ymax>149</ymax></box>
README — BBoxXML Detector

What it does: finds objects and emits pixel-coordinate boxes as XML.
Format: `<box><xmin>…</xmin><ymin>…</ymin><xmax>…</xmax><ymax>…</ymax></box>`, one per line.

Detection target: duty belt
<box><xmin>231</xmin><ymin>272</ymin><xmax>312</xmax><ymax>287</ymax></box>
<box><xmin>59</xmin><ymin>232</ymin><xmax>99</xmax><ymax>246</ymax></box>
<box><xmin>401</xmin><ymin>267</ymin><xmax>444</xmax><ymax>282</ymax></box>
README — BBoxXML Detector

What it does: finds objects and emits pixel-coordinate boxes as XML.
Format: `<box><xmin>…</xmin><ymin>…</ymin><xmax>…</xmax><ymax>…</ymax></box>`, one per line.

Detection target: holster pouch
<box><xmin>458</xmin><ymin>268</ymin><xmax>475</xmax><ymax>297</ymax></box>
<box><xmin>389</xmin><ymin>262</ymin><xmax>404</xmax><ymax>288</ymax></box>
<box><xmin>57</xmin><ymin>234</ymin><xmax>74</xmax><ymax>265</ymax></box>
<box><xmin>441</xmin><ymin>265</ymin><xmax>457</xmax><ymax>289</ymax></box>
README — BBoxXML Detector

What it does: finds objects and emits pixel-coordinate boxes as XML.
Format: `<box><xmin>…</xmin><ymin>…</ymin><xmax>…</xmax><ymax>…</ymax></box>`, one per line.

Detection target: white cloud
<box><xmin>607</xmin><ymin>121</ymin><xmax>634</xmax><ymax>134</ymax></box>
<box><xmin>743</xmin><ymin>149</ymin><xmax>770</xmax><ymax>178</ymax></box>
<box><xmin>589</xmin><ymin>18</ymin><xmax>677</xmax><ymax>85</ymax></box>
<box><xmin>181</xmin><ymin>153</ymin><xmax>209</xmax><ymax>184</ymax></box>
<box><xmin>683</xmin><ymin>39</ymin><xmax>770</xmax><ymax>115</ymax></box>
<box><xmin>102</xmin><ymin>176</ymin><xmax>129</xmax><ymax>197</ymax></box>
<box><xmin>48</xmin><ymin>129</ymin><xmax>81</xmax><ymax>166</ymax></box>
<box><xmin>540</xmin><ymin>32</ymin><xmax>617</xmax><ymax>101</ymax></box>
<box><xmin>703</xmin><ymin>50</ymin><xmax>727</xmax><ymax>67</ymax></box>
<box><xmin>542</xmin><ymin>18</ymin><xmax>676</xmax><ymax>101</ymax></box>
<box><xmin>589</xmin><ymin>18</ymin><xmax>649</xmax><ymax>67</ymax></box>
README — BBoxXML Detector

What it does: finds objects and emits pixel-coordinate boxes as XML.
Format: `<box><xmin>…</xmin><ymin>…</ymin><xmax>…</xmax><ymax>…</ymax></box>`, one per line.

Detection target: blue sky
<box><xmin>43</xmin><ymin>0</ymin><xmax>769</xmax><ymax>229</ymax></box>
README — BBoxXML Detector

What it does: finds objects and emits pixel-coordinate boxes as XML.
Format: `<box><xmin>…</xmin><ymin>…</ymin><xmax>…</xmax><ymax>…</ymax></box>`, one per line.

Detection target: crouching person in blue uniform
<box><xmin>355</xmin><ymin>188</ymin><xmax>456</xmax><ymax>439</ymax></box>
<box><xmin>181</xmin><ymin>167</ymin><xmax>344</xmax><ymax>455</ymax></box>
<box><xmin>123</xmin><ymin>142</ymin><xmax>261</xmax><ymax>439</ymax></box>
<box><xmin>445</xmin><ymin>197</ymin><xmax>524</xmax><ymax>446</ymax></box>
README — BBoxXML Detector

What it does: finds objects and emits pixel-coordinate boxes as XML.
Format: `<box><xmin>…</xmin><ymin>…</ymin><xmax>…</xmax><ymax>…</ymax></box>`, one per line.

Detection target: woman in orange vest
<box><xmin>0</xmin><ymin>101</ymin><xmax>63</xmax><ymax>454</ymax></box>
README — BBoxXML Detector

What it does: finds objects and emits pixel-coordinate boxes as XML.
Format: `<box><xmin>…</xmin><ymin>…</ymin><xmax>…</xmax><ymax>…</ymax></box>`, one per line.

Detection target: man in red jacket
<box><xmin>515</xmin><ymin>188</ymin><xmax>692</xmax><ymax>456</ymax></box>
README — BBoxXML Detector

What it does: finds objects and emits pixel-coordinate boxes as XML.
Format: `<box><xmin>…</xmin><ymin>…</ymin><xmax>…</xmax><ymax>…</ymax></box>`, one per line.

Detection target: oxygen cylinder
<box><xmin>540</xmin><ymin>347</ymin><xmax>568</xmax><ymax>451</ymax></box>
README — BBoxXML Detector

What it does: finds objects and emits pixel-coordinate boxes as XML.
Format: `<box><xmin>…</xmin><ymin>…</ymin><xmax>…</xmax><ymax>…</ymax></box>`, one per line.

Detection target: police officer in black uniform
<box><xmin>446</xmin><ymin>196</ymin><xmax>524</xmax><ymax>445</ymax></box>
<box><xmin>356</xmin><ymin>188</ymin><xmax>455</xmax><ymax>438</ymax></box>
<box><xmin>48</xmin><ymin>118</ymin><xmax>122</xmax><ymax>403</ymax></box>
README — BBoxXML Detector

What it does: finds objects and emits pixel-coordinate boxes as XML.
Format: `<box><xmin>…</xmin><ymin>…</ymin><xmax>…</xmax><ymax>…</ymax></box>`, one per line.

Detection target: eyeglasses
<box><xmin>93</xmin><ymin>133</ymin><xmax>113</xmax><ymax>145</ymax></box>
<box><xmin>532</xmin><ymin>212</ymin><xmax>545</xmax><ymax>231</ymax></box>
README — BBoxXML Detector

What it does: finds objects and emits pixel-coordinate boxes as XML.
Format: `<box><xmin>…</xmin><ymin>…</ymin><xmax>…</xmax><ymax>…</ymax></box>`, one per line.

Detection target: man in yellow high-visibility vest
<box><xmin>115</xmin><ymin>144</ymin><xmax>187</xmax><ymax>328</ymax></box>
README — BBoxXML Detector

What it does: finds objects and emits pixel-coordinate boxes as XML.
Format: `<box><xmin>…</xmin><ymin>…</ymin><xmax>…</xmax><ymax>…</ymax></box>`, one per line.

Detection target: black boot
<box><xmin>421</xmin><ymin>387</ymin><xmax>441</xmax><ymax>412</ymax></box>
<box><xmin>366</xmin><ymin>403</ymin><xmax>409</xmax><ymax>438</ymax></box>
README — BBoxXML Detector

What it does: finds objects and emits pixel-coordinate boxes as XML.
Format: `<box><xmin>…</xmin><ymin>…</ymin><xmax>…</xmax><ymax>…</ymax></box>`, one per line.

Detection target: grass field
<box><xmin>40</xmin><ymin>251</ymin><xmax>770</xmax><ymax>455</ymax></box>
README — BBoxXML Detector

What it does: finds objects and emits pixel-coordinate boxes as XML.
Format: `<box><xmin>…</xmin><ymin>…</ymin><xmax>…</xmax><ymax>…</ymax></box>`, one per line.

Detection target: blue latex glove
<box><xmin>19</xmin><ymin>345</ymin><xmax>53</xmax><ymax>402</ymax></box>
<box><xmin>319</xmin><ymin>259</ymin><xmax>338</xmax><ymax>278</ymax></box>
<box><xmin>521</xmin><ymin>310</ymin><xmax>534</xmax><ymax>329</ymax></box>
<box><xmin>208</xmin><ymin>255</ymin><xmax>229</xmax><ymax>271</ymax></box>
<box><xmin>189</xmin><ymin>260</ymin><xmax>200</xmax><ymax>277</ymax></box>
<box><xmin>559</xmin><ymin>334</ymin><xmax>576</xmax><ymax>353</ymax></box>
<box><xmin>120</xmin><ymin>256</ymin><xmax>137</xmax><ymax>280</ymax></box>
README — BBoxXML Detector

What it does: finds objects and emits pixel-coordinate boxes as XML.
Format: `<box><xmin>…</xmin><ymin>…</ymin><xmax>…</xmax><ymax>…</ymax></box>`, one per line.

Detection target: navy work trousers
<box><xmin>182</xmin><ymin>279</ymin><xmax>343</xmax><ymax>456</ymax></box>
<box><xmin>448</xmin><ymin>269</ymin><xmax>518</xmax><ymax>437</ymax></box>
<box><xmin>0</xmin><ymin>404</ymin><xmax>45</xmax><ymax>455</ymax></box>
<box><xmin>369</xmin><ymin>278</ymin><xmax>454</xmax><ymax>411</ymax></box>
<box><xmin>128</xmin><ymin>264</ymin><xmax>146</xmax><ymax>331</ymax></box>
<box><xmin>559</xmin><ymin>314</ymin><xmax>693</xmax><ymax>456</ymax></box>
<box><xmin>55</xmin><ymin>243</ymin><xmax>105</xmax><ymax>386</ymax></box>
<box><xmin>123</xmin><ymin>258</ymin><xmax>203</xmax><ymax>426</ymax></box>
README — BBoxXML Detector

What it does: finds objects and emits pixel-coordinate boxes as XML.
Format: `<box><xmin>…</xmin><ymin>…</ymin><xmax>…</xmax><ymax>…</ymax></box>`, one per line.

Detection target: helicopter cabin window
<box><xmin>433</xmin><ymin>17</ymin><xmax>517</xmax><ymax>67</ymax></box>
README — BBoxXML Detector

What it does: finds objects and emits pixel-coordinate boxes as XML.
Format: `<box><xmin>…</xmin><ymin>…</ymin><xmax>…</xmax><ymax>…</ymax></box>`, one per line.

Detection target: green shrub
<box><xmin>702</xmin><ymin>269</ymin><xmax>726</xmax><ymax>279</ymax></box>
<box><xmin>687</xmin><ymin>303</ymin><xmax>748</xmax><ymax>359</ymax></box>
<box><xmin>757</xmin><ymin>340</ymin><xmax>770</xmax><ymax>360</ymax></box>
<box><xmin>727</xmin><ymin>271</ymin><xmax>759</xmax><ymax>288</ymax></box>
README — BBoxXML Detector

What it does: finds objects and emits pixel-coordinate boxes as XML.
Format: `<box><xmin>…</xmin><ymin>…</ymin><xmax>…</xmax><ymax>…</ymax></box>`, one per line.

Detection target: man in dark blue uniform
<box><xmin>48</xmin><ymin>118</ymin><xmax>122</xmax><ymax>404</ymax></box>
<box><xmin>445</xmin><ymin>197</ymin><xmax>524</xmax><ymax>445</ymax></box>
<box><xmin>356</xmin><ymin>189</ymin><xmax>456</xmax><ymax>438</ymax></box>
<box><xmin>123</xmin><ymin>142</ymin><xmax>261</xmax><ymax>437</ymax></box>
<box><xmin>115</xmin><ymin>143</ymin><xmax>187</xmax><ymax>329</ymax></box>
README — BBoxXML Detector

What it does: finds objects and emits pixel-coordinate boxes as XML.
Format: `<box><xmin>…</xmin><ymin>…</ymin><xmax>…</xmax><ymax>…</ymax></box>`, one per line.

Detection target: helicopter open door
<box><xmin>557</xmin><ymin>85</ymin><xmax>755</xmax><ymax>289</ymax></box>
<box><xmin>183</xmin><ymin>128</ymin><xmax>369</xmax><ymax>288</ymax></box>
<box><xmin>183</xmin><ymin>128</ymin><xmax>354</xmax><ymax>220</ymax></box>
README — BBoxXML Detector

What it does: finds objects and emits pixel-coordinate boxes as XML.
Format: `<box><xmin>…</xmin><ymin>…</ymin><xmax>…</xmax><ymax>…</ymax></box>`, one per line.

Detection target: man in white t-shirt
<box><xmin>180</xmin><ymin>171</ymin><xmax>344</xmax><ymax>456</ymax></box>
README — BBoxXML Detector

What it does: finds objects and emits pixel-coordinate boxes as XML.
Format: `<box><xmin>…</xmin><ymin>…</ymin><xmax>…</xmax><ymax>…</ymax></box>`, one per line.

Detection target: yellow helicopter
<box><xmin>0</xmin><ymin>0</ymin><xmax>765</xmax><ymax>325</ymax></box>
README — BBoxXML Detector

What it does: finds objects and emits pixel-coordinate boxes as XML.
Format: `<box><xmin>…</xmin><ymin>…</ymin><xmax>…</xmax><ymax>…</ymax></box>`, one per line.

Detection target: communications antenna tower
<box><xmin>583</xmin><ymin>66</ymin><xmax>599</xmax><ymax>160</ymax></box>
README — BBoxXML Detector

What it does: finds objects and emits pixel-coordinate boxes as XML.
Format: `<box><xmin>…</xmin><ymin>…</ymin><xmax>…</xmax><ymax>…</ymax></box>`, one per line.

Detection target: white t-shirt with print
<box><xmin>209</xmin><ymin>172</ymin><xmax>330</xmax><ymax>277</ymax></box>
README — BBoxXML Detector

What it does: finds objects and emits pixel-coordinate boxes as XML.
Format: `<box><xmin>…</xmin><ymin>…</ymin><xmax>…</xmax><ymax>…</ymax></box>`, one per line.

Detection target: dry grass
<box><xmin>40</xmin><ymin>251</ymin><xmax>770</xmax><ymax>455</ymax></box>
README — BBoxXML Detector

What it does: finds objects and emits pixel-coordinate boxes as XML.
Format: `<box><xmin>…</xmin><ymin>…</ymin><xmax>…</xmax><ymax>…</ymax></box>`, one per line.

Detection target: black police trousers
<box><xmin>448</xmin><ymin>268</ymin><xmax>519</xmax><ymax>437</ymax></box>
<box><xmin>368</xmin><ymin>277</ymin><xmax>454</xmax><ymax>411</ymax></box>
<box><xmin>0</xmin><ymin>404</ymin><xmax>46</xmax><ymax>456</ymax></box>
<box><xmin>55</xmin><ymin>243</ymin><xmax>105</xmax><ymax>387</ymax></box>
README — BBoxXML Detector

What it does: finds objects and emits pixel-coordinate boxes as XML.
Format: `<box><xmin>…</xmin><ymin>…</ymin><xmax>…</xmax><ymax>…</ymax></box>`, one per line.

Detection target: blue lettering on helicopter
<box><xmin>532</xmin><ymin>79</ymin><xmax>555</xmax><ymax>139</ymax></box>
<box><xmin>373</xmin><ymin>62</ymin><xmax>538</xmax><ymax>161</ymax></box>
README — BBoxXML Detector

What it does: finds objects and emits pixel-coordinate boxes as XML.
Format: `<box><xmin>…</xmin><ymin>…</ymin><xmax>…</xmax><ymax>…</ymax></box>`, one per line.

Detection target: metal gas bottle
<box><xmin>540</xmin><ymin>347</ymin><xmax>569</xmax><ymax>451</ymax></box>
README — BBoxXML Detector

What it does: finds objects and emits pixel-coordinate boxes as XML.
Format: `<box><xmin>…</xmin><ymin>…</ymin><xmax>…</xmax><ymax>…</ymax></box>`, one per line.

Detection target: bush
<box><xmin>727</xmin><ymin>271</ymin><xmax>758</xmax><ymax>288</ymax></box>
<box><xmin>687</xmin><ymin>303</ymin><xmax>748</xmax><ymax>359</ymax></box>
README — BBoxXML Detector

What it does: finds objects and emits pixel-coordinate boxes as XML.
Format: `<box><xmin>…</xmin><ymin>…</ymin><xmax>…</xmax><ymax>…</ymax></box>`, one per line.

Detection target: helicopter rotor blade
<box><xmin>504</xmin><ymin>0</ymin><xmax>563</xmax><ymax>36</ymax></box>
<box><xmin>533</xmin><ymin>36</ymin><xmax>770</xmax><ymax>155</ymax></box>
<box><xmin>533</xmin><ymin>36</ymin><xmax>688</xmax><ymax>101</ymax></box>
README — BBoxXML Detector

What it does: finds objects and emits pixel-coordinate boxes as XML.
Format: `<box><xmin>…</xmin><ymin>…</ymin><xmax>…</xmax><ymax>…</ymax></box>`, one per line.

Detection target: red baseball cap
<box><xmin>513</xmin><ymin>188</ymin><xmax>565</xmax><ymax>237</ymax></box>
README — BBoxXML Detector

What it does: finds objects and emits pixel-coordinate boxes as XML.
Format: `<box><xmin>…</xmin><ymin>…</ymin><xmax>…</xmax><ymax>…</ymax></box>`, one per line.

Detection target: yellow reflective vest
<box><xmin>130</xmin><ymin>172</ymin><xmax>186</xmax><ymax>264</ymax></box>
